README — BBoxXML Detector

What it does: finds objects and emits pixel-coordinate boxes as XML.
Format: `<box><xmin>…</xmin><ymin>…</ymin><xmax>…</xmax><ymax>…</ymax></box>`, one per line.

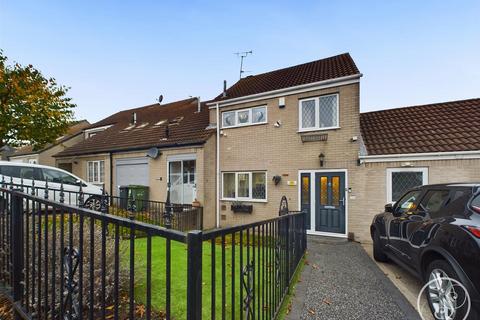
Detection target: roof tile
<box><xmin>360</xmin><ymin>98</ymin><xmax>480</xmax><ymax>155</ymax></box>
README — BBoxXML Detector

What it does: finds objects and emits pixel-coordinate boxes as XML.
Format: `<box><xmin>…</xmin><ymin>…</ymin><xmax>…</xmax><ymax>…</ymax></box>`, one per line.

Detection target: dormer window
<box><xmin>169</xmin><ymin>116</ymin><xmax>184</xmax><ymax>125</ymax></box>
<box><xmin>123</xmin><ymin>124</ymin><xmax>135</xmax><ymax>131</ymax></box>
<box><xmin>154</xmin><ymin>120</ymin><xmax>167</xmax><ymax>126</ymax></box>
<box><xmin>135</xmin><ymin>122</ymin><xmax>149</xmax><ymax>129</ymax></box>
<box><xmin>299</xmin><ymin>93</ymin><xmax>339</xmax><ymax>132</ymax></box>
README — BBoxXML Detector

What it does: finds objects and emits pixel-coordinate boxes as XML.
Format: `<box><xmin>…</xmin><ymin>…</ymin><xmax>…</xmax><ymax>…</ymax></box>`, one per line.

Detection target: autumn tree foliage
<box><xmin>0</xmin><ymin>50</ymin><xmax>75</xmax><ymax>149</ymax></box>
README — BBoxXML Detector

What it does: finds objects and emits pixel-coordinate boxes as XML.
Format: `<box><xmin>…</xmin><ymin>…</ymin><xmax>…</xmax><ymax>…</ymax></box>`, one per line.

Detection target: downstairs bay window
<box><xmin>222</xmin><ymin>171</ymin><xmax>267</xmax><ymax>201</ymax></box>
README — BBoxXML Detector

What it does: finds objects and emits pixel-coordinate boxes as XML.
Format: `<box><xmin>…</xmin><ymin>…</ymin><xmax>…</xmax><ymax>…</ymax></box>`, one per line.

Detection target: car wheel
<box><xmin>373</xmin><ymin>229</ymin><xmax>389</xmax><ymax>262</ymax></box>
<box><xmin>84</xmin><ymin>196</ymin><xmax>102</xmax><ymax>211</ymax></box>
<box><xmin>425</xmin><ymin>260</ymin><xmax>472</xmax><ymax>320</ymax></box>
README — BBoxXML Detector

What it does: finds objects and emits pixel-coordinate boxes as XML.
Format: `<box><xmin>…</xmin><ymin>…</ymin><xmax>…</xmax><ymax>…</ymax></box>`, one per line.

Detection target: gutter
<box><xmin>206</xmin><ymin>73</ymin><xmax>362</xmax><ymax>108</ymax></box>
<box><xmin>53</xmin><ymin>140</ymin><xmax>209</xmax><ymax>158</ymax></box>
<box><xmin>359</xmin><ymin>150</ymin><xmax>480</xmax><ymax>163</ymax></box>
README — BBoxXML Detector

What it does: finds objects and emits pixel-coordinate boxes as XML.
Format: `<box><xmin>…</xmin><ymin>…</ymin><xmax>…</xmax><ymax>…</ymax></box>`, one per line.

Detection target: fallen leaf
<box><xmin>308</xmin><ymin>308</ymin><xmax>316</xmax><ymax>315</ymax></box>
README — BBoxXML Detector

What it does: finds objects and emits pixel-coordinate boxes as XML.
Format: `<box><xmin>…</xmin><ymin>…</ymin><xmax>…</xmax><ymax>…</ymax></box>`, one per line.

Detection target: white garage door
<box><xmin>115</xmin><ymin>157</ymin><xmax>149</xmax><ymax>192</ymax></box>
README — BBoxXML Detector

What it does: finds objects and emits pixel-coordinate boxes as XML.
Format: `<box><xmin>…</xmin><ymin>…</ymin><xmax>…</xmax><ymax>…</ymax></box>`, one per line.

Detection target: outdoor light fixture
<box><xmin>319</xmin><ymin>153</ymin><xmax>325</xmax><ymax>167</ymax></box>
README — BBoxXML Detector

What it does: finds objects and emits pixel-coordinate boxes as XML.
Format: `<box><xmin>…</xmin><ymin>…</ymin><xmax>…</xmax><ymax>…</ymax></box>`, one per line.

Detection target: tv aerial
<box><xmin>234</xmin><ymin>50</ymin><xmax>253</xmax><ymax>79</ymax></box>
<box><xmin>157</xmin><ymin>95</ymin><xmax>163</xmax><ymax>104</ymax></box>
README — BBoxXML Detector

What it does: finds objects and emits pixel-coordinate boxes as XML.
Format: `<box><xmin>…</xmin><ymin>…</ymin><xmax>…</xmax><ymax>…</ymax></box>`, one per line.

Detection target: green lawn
<box><xmin>124</xmin><ymin>236</ymin><xmax>293</xmax><ymax>319</ymax></box>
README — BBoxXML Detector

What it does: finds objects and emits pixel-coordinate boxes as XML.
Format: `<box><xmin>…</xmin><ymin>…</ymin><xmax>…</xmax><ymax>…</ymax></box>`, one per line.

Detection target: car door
<box><xmin>387</xmin><ymin>189</ymin><xmax>423</xmax><ymax>263</ymax></box>
<box><xmin>41</xmin><ymin>168</ymin><xmax>80</xmax><ymax>204</ymax></box>
<box><xmin>405</xmin><ymin>189</ymin><xmax>452</xmax><ymax>263</ymax></box>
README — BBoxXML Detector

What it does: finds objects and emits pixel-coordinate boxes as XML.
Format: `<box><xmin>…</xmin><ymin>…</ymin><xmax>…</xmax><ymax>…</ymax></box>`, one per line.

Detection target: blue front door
<box><xmin>314</xmin><ymin>172</ymin><xmax>346</xmax><ymax>234</ymax></box>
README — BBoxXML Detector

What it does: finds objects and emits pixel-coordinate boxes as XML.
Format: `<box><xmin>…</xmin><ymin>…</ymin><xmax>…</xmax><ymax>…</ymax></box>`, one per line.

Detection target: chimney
<box><xmin>197</xmin><ymin>96</ymin><xmax>201</xmax><ymax>113</ymax></box>
<box><xmin>131</xmin><ymin>112</ymin><xmax>137</xmax><ymax>125</ymax></box>
<box><xmin>222</xmin><ymin>80</ymin><xmax>227</xmax><ymax>98</ymax></box>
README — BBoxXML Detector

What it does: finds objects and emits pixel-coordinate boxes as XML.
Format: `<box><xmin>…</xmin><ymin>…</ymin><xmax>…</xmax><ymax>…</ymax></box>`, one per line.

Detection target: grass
<box><xmin>276</xmin><ymin>255</ymin><xmax>307</xmax><ymax>320</ymax></box>
<box><xmin>124</xmin><ymin>235</ymin><xmax>300</xmax><ymax>319</ymax></box>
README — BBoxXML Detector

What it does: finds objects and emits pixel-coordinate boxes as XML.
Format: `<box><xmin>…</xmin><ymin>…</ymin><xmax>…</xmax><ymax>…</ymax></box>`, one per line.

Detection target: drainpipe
<box><xmin>109</xmin><ymin>152</ymin><xmax>113</xmax><ymax>195</ymax></box>
<box><xmin>216</xmin><ymin>103</ymin><xmax>220</xmax><ymax>228</ymax></box>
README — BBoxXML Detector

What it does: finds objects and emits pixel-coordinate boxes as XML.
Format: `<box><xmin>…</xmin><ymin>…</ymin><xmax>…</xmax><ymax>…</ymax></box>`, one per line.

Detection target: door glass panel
<box><xmin>320</xmin><ymin>176</ymin><xmax>328</xmax><ymax>205</ymax></box>
<box><xmin>238</xmin><ymin>173</ymin><xmax>250</xmax><ymax>198</ymax></box>
<box><xmin>169</xmin><ymin>161</ymin><xmax>182</xmax><ymax>204</ymax></box>
<box><xmin>301</xmin><ymin>176</ymin><xmax>310</xmax><ymax>204</ymax></box>
<box><xmin>331</xmin><ymin>176</ymin><xmax>340</xmax><ymax>206</ymax></box>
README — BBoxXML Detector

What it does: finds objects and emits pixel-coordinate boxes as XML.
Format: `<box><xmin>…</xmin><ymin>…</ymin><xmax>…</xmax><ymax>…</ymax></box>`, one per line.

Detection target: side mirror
<box><xmin>385</xmin><ymin>203</ymin><xmax>394</xmax><ymax>213</ymax></box>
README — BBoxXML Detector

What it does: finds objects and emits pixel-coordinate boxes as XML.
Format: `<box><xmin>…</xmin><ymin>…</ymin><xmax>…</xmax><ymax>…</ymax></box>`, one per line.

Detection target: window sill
<box><xmin>298</xmin><ymin>126</ymin><xmax>340</xmax><ymax>133</ymax></box>
<box><xmin>221</xmin><ymin>198</ymin><xmax>268</xmax><ymax>203</ymax></box>
<box><xmin>221</xmin><ymin>122</ymin><xmax>268</xmax><ymax>130</ymax></box>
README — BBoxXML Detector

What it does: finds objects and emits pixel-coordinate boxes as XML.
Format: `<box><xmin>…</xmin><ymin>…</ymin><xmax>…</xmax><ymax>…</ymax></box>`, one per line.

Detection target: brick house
<box><xmin>9</xmin><ymin>120</ymin><xmax>90</xmax><ymax>170</ymax></box>
<box><xmin>207</xmin><ymin>54</ymin><xmax>480</xmax><ymax>242</ymax></box>
<box><xmin>54</xmin><ymin>98</ymin><xmax>217</xmax><ymax>228</ymax></box>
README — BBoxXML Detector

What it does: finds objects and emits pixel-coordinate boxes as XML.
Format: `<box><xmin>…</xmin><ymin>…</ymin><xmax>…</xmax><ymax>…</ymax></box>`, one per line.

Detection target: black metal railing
<box><xmin>0</xmin><ymin>176</ymin><xmax>203</xmax><ymax>233</ymax></box>
<box><xmin>0</xmin><ymin>187</ymin><xmax>306</xmax><ymax>320</ymax></box>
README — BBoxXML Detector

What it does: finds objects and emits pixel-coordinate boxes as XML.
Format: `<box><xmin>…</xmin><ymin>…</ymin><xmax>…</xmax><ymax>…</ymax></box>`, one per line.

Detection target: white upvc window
<box><xmin>222</xmin><ymin>106</ymin><xmax>267</xmax><ymax>128</ymax></box>
<box><xmin>87</xmin><ymin>160</ymin><xmax>105</xmax><ymax>184</ymax></box>
<box><xmin>299</xmin><ymin>93</ymin><xmax>339</xmax><ymax>132</ymax></box>
<box><xmin>222</xmin><ymin>171</ymin><xmax>267</xmax><ymax>201</ymax></box>
<box><xmin>386</xmin><ymin>167</ymin><xmax>428</xmax><ymax>204</ymax></box>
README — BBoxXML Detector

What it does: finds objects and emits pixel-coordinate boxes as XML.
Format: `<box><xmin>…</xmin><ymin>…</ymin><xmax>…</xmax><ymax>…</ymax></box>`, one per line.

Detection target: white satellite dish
<box><xmin>146</xmin><ymin>147</ymin><xmax>160</xmax><ymax>159</ymax></box>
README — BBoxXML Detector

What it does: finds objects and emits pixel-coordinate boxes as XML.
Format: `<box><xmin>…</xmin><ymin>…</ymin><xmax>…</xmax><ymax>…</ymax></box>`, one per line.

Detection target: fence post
<box><xmin>285</xmin><ymin>215</ymin><xmax>291</xmax><ymax>286</ymax></box>
<box><xmin>11</xmin><ymin>190</ymin><xmax>24</xmax><ymax>320</ymax></box>
<box><xmin>186</xmin><ymin>230</ymin><xmax>202</xmax><ymax>320</ymax></box>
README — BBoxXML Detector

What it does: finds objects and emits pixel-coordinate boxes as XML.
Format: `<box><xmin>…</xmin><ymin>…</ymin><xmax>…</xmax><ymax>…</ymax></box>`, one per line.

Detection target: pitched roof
<box><xmin>10</xmin><ymin>120</ymin><xmax>90</xmax><ymax>157</ymax></box>
<box><xmin>55</xmin><ymin>98</ymin><xmax>213</xmax><ymax>157</ymax></box>
<box><xmin>360</xmin><ymin>98</ymin><xmax>480</xmax><ymax>155</ymax></box>
<box><xmin>212</xmin><ymin>53</ymin><xmax>360</xmax><ymax>102</ymax></box>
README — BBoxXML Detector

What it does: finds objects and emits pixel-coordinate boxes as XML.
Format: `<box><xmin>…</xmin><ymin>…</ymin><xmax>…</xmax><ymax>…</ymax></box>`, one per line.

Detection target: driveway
<box><xmin>286</xmin><ymin>236</ymin><xmax>421</xmax><ymax>320</ymax></box>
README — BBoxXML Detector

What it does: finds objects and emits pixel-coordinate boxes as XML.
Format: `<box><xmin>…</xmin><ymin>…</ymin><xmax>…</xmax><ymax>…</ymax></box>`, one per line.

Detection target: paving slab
<box><xmin>286</xmin><ymin>236</ymin><xmax>421</xmax><ymax>320</ymax></box>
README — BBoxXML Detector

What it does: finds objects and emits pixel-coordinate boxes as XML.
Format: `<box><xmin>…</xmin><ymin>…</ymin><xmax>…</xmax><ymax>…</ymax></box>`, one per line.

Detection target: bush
<box><xmin>23</xmin><ymin>214</ymin><xmax>128</xmax><ymax>318</ymax></box>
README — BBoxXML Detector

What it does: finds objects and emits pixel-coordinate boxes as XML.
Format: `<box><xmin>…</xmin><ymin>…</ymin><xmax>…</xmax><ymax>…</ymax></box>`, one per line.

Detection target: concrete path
<box><xmin>286</xmin><ymin>236</ymin><xmax>421</xmax><ymax>320</ymax></box>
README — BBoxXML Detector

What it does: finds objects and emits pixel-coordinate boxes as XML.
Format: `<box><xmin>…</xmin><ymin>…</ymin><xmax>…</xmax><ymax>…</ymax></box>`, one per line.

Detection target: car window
<box><xmin>0</xmin><ymin>165</ymin><xmax>21</xmax><ymax>178</ymax></box>
<box><xmin>42</xmin><ymin>168</ymin><xmax>78</xmax><ymax>185</ymax></box>
<box><xmin>471</xmin><ymin>194</ymin><xmax>480</xmax><ymax>211</ymax></box>
<box><xmin>395</xmin><ymin>190</ymin><xmax>421</xmax><ymax>215</ymax></box>
<box><xmin>419</xmin><ymin>190</ymin><xmax>450</xmax><ymax>218</ymax></box>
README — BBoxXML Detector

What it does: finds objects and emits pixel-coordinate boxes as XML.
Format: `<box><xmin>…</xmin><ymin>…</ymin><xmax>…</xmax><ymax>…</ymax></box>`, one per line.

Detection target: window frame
<box><xmin>221</xmin><ymin>106</ymin><xmax>268</xmax><ymax>129</ymax></box>
<box><xmin>298</xmin><ymin>93</ymin><xmax>340</xmax><ymax>132</ymax></box>
<box><xmin>87</xmin><ymin>160</ymin><xmax>105</xmax><ymax>184</ymax></box>
<box><xmin>221</xmin><ymin>171</ymin><xmax>267</xmax><ymax>202</ymax></box>
<box><xmin>386</xmin><ymin>167</ymin><xmax>428</xmax><ymax>204</ymax></box>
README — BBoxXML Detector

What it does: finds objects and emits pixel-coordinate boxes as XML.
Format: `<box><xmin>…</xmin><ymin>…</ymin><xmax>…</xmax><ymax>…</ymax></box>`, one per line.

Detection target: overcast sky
<box><xmin>1</xmin><ymin>0</ymin><xmax>479</xmax><ymax>123</ymax></box>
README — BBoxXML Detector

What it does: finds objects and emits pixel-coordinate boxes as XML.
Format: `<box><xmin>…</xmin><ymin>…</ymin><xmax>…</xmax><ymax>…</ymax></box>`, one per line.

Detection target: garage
<box><xmin>115</xmin><ymin>157</ymin><xmax>149</xmax><ymax>193</ymax></box>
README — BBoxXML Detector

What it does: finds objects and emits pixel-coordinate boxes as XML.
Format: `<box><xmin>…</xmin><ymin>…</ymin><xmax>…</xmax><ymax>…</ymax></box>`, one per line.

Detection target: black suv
<box><xmin>371</xmin><ymin>183</ymin><xmax>480</xmax><ymax>319</ymax></box>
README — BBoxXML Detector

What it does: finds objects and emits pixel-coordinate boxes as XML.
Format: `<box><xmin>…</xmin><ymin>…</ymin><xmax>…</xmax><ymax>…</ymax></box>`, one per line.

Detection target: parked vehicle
<box><xmin>371</xmin><ymin>183</ymin><xmax>480</xmax><ymax>319</ymax></box>
<box><xmin>0</xmin><ymin>161</ymin><xmax>103</xmax><ymax>209</ymax></box>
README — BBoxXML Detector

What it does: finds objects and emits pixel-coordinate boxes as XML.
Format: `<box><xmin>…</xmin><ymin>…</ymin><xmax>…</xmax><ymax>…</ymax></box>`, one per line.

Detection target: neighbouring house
<box><xmin>357</xmin><ymin>98</ymin><xmax>480</xmax><ymax>241</ymax></box>
<box><xmin>53</xmin><ymin>98</ymin><xmax>217</xmax><ymax>228</ymax></box>
<box><xmin>8</xmin><ymin>120</ymin><xmax>90</xmax><ymax>171</ymax></box>
<box><xmin>0</xmin><ymin>145</ymin><xmax>15</xmax><ymax>161</ymax></box>
<box><xmin>206</xmin><ymin>53</ymin><xmax>480</xmax><ymax>242</ymax></box>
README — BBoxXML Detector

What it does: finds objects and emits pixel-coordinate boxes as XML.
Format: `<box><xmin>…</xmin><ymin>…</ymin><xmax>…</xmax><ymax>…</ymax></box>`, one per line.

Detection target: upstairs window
<box><xmin>299</xmin><ymin>94</ymin><xmax>339</xmax><ymax>131</ymax></box>
<box><xmin>222</xmin><ymin>106</ymin><xmax>267</xmax><ymax>128</ymax></box>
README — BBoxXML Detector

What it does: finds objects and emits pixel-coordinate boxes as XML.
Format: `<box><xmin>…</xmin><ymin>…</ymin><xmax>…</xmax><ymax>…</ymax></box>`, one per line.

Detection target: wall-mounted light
<box><xmin>272</xmin><ymin>175</ymin><xmax>282</xmax><ymax>185</ymax></box>
<box><xmin>319</xmin><ymin>153</ymin><xmax>325</xmax><ymax>167</ymax></box>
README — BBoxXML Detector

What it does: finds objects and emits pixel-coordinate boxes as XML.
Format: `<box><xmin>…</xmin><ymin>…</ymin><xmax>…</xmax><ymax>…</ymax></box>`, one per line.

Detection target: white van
<box><xmin>0</xmin><ymin>161</ymin><xmax>104</xmax><ymax>209</ymax></box>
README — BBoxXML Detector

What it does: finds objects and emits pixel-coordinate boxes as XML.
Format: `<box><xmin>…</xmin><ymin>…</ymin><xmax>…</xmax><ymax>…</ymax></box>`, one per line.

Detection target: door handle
<box><xmin>339</xmin><ymin>197</ymin><xmax>345</xmax><ymax>206</ymax></box>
